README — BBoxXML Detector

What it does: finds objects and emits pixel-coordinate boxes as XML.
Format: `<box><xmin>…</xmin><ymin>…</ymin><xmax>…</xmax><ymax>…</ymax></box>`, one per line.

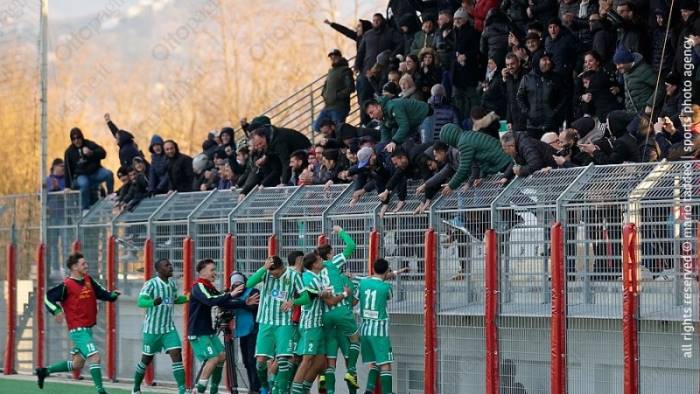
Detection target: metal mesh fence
<box><xmin>430</xmin><ymin>176</ymin><xmax>506</xmax><ymax>392</ymax></box>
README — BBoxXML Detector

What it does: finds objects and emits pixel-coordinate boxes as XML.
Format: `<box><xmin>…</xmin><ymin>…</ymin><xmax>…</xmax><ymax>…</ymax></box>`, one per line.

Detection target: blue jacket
<box><xmin>235</xmin><ymin>288</ymin><xmax>259</xmax><ymax>338</ymax></box>
<box><xmin>188</xmin><ymin>280</ymin><xmax>245</xmax><ymax>336</ymax></box>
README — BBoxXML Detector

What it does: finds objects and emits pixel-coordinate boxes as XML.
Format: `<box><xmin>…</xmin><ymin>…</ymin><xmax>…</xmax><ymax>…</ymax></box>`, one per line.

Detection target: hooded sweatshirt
<box><xmin>107</xmin><ymin>120</ymin><xmax>142</xmax><ymax>168</ymax></box>
<box><xmin>148</xmin><ymin>135</ymin><xmax>169</xmax><ymax>194</ymax></box>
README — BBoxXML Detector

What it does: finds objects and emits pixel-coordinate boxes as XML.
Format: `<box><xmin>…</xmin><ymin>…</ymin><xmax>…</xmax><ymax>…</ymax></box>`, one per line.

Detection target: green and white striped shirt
<box><xmin>140</xmin><ymin>277</ymin><xmax>178</xmax><ymax>334</ymax></box>
<box><xmin>358</xmin><ymin>277</ymin><xmax>392</xmax><ymax>337</ymax></box>
<box><xmin>256</xmin><ymin>267</ymin><xmax>305</xmax><ymax>326</ymax></box>
<box><xmin>322</xmin><ymin>253</ymin><xmax>351</xmax><ymax>312</ymax></box>
<box><xmin>300</xmin><ymin>270</ymin><xmax>325</xmax><ymax>329</ymax></box>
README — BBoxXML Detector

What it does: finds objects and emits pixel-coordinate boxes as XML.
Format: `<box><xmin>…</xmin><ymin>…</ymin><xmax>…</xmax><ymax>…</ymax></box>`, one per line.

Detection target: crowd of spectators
<box><xmin>50</xmin><ymin>0</ymin><xmax>700</xmax><ymax>216</ymax></box>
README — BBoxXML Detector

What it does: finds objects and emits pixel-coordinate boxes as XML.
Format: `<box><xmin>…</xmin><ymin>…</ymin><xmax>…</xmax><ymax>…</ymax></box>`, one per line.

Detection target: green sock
<box><xmin>172</xmin><ymin>361</ymin><xmax>186</xmax><ymax>394</ymax></box>
<box><xmin>133</xmin><ymin>361</ymin><xmax>146</xmax><ymax>391</ymax></box>
<box><xmin>274</xmin><ymin>359</ymin><xmax>292</xmax><ymax>393</ymax></box>
<box><xmin>348</xmin><ymin>342</ymin><xmax>360</xmax><ymax>373</ymax></box>
<box><xmin>303</xmin><ymin>380</ymin><xmax>313</xmax><ymax>392</ymax></box>
<box><xmin>196</xmin><ymin>378</ymin><xmax>208</xmax><ymax>393</ymax></box>
<box><xmin>291</xmin><ymin>382</ymin><xmax>305</xmax><ymax>394</ymax></box>
<box><xmin>380</xmin><ymin>370</ymin><xmax>392</xmax><ymax>394</ymax></box>
<box><xmin>209</xmin><ymin>362</ymin><xmax>224</xmax><ymax>394</ymax></box>
<box><xmin>256</xmin><ymin>361</ymin><xmax>269</xmax><ymax>389</ymax></box>
<box><xmin>89</xmin><ymin>363</ymin><xmax>104</xmax><ymax>392</ymax></box>
<box><xmin>366</xmin><ymin>367</ymin><xmax>379</xmax><ymax>391</ymax></box>
<box><xmin>47</xmin><ymin>360</ymin><xmax>73</xmax><ymax>374</ymax></box>
<box><xmin>325</xmin><ymin>367</ymin><xmax>336</xmax><ymax>393</ymax></box>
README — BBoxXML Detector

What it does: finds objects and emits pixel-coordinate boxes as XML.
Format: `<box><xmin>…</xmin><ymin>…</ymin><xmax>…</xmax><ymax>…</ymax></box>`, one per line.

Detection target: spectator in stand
<box><xmin>452</xmin><ymin>7</ymin><xmax>483</xmax><ymax>120</ymax></box>
<box><xmin>480</xmin><ymin>58</ymin><xmax>506</xmax><ymax>118</ymax></box>
<box><xmin>288</xmin><ymin>149</ymin><xmax>311</xmax><ymax>186</ymax></box>
<box><xmin>323</xmin><ymin>18</ymin><xmax>372</xmax><ymax>53</ymax></box>
<box><xmin>421</xmin><ymin>84</ymin><xmax>460</xmax><ymax>143</ymax></box>
<box><xmin>501</xmin><ymin>0</ymin><xmax>530</xmax><ymax>34</ymax></box>
<box><xmin>356</xmin><ymin>13</ymin><xmax>403</xmax><ymax>75</ymax></box>
<box><xmin>46</xmin><ymin>158</ymin><xmax>66</xmax><ymax>192</ymax></box>
<box><xmin>314</xmin><ymin>149</ymin><xmax>345</xmax><ymax>186</ymax></box>
<box><xmin>398</xmin><ymin>13</ymin><xmax>422</xmax><ymax>54</ymax></box>
<box><xmin>104</xmin><ymin>113</ymin><xmax>144</xmax><ymax>168</ymax></box>
<box><xmin>64</xmin><ymin>127</ymin><xmax>114</xmax><ymax>212</ymax></box>
<box><xmin>364</xmin><ymin>96</ymin><xmax>430</xmax><ymax>153</ymax></box>
<box><xmin>438</xmin><ymin>123</ymin><xmax>513</xmax><ymax>194</ymax></box>
<box><xmin>650</xmin><ymin>8</ymin><xmax>675</xmax><ymax>76</ymax></box>
<box><xmin>632</xmin><ymin>115</ymin><xmax>661</xmax><ymax>162</ymax></box>
<box><xmin>588</xmin><ymin>13</ymin><xmax>617</xmax><ymax>67</ymax></box>
<box><xmin>349</xmin><ymin>146</ymin><xmax>392</xmax><ymax>206</ymax></box>
<box><xmin>608</xmin><ymin>2</ymin><xmax>648</xmax><ymax>56</ymax></box>
<box><xmin>545</xmin><ymin>17</ymin><xmax>579</xmax><ymax>79</ymax></box>
<box><xmin>399</xmin><ymin>54</ymin><xmax>420</xmax><ymax>80</ymax></box>
<box><xmin>523</xmin><ymin>32</ymin><xmax>545</xmax><ymax>71</ymax></box>
<box><xmin>378</xmin><ymin>144</ymin><xmax>431</xmax><ymax>213</ymax></box>
<box><xmin>659</xmin><ymin>73</ymin><xmax>683</xmax><ymax>126</ymax></box>
<box><xmin>502</xmin><ymin>53</ymin><xmax>527</xmax><ymax>131</ymax></box>
<box><xmin>527</xmin><ymin>0</ymin><xmax>559</xmax><ymax>26</ymax></box>
<box><xmin>115</xmin><ymin>166</ymin><xmax>131</xmax><ymax>208</ymax></box>
<box><xmin>558</xmin><ymin>0</ymin><xmax>580</xmax><ymax>20</ymax></box>
<box><xmin>472</xmin><ymin>0</ymin><xmax>499</xmax><ymax>32</ymax></box>
<box><xmin>471</xmin><ymin>106</ymin><xmax>502</xmax><ymax>140</ymax></box>
<box><xmin>163</xmin><ymin>140</ymin><xmax>194</xmax><ymax>193</ymax></box>
<box><xmin>235</xmin><ymin>146</ymin><xmax>252</xmax><ymax>190</ymax></box>
<box><xmin>415</xmin><ymin>48</ymin><xmax>443</xmax><ymax>99</ymax></box>
<box><xmin>415</xmin><ymin>141</ymin><xmax>460</xmax><ymax>212</ymax></box>
<box><xmin>574</xmin><ymin>51</ymin><xmax>621</xmax><ymax>120</ymax></box>
<box><xmin>409</xmin><ymin>14</ymin><xmax>437</xmax><ymax>56</ymax></box>
<box><xmin>613</xmin><ymin>46</ymin><xmax>659</xmax><ymax>115</ymax></box>
<box><xmin>500</xmin><ymin>131</ymin><xmax>558</xmax><ymax>181</ymax></box>
<box><xmin>399</xmin><ymin>74</ymin><xmax>423</xmax><ymax>100</ymax></box>
<box><xmin>217</xmin><ymin>127</ymin><xmax>237</xmax><ymax>168</ymax></box>
<box><xmin>540</xmin><ymin>131</ymin><xmax>563</xmax><ymax>152</ymax></box>
<box><xmin>121</xmin><ymin>160</ymin><xmax>148</xmax><ymax>212</ymax></box>
<box><xmin>578</xmin><ymin>110</ymin><xmax>640</xmax><ymax>164</ymax></box>
<box><xmin>315</xmin><ymin>49</ymin><xmax>355</xmax><ymax>132</ymax></box>
<box><xmin>435</xmin><ymin>10</ymin><xmax>456</xmax><ymax>69</ymax></box>
<box><xmin>552</xmin><ymin>128</ymin><xmax>592</xmax><ymax>167</ymax></box>
<box><xmin>383</xmin><ymin>81</ymin><xmax>402</xmax><ymax>99</ymax></box>
<box><xmin>318</xmin><ymin>119</ymin><xmax>339</xmax><ymax>140</ymax></box>
<box><xmin>517</xmin><ymin>52</ymin><xmax>567</xmax><ymax>139</ymax></box>
<box><xmin>480</xmin><ymin>8</ymin><xmax>511</xmax><ymax>68</ymax></box>
<box><xmin>674</xmin><ymin>1</ymin><xmax>700</xmax><ymax>88</ymax></box>
<box><xmin>193</xmin><ymin>153</ymin><xmax>218</xmax><ymax>192</ymax></box>
<box><xmin>217</xmin><ymin>163</ymin><xmax>234</xmax><ymax>190</ymax></box>
<box><xmin>147</xmin><ymin>135</ymin><xmax>169</xmax><ymax>195</ymax></box>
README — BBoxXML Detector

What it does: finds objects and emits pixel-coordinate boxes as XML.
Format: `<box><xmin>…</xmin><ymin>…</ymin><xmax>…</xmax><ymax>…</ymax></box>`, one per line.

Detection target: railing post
<box><xmin>267</xmin><ymin>234</ymin><xmax>277</xmax><ymax>257</ymax></box>
<box><xmin>367</xmin><ymin>229</ymin><xmax>381</xmax><ymax>394</ymax></box>
<box><xmin>550</xmin><ymin>223</ymin><xmax>567</xmax><ymax>394</ymax></box>
<box><xmin>423</xmin><ymin>229</ymin><xmax>437</xmax><ymax>394</ymax></box>
<box><xmin>143</xmin><ymin>238</ymin><xmax>155</xmax><ymax>385</ymax></box>
<box><xmin>106</xmin><ymin>236</ymin><xmax>117</xmax><ymax>381</ymax></box>
<box><xmin>484</xmin><ymin>229</ymin><xmax>500</xmax><ymax>394</ymax></box>
<box><xmin>35</xmin><ymin>243</ymin><xmax>46</xmax><ymax>370</ymax></box>
<box><xmin>622</xmin><ymin>223</ymin><xmax>639</xmax><ymax>394</ymax></box>
<box><xmin>182</xmin><ymin>236</ymin><xmax>194</xmax><ymax>389</ymax></box>
<box><xmin>223</xmin><ymin>234</ymin><xmax>234</xmax><ymax>289</ymax></box>
<box><xmin>4</xmin><ymin>243</ymin><xmax>16</xmax><ymax>374</ymax></box>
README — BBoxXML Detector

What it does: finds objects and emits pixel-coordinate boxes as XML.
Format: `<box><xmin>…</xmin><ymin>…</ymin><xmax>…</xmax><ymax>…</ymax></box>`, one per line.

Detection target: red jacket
<box><xmin>472</xmin><ymin>0</ymin><xmax>498</xmax><ymax>32</ymax></box>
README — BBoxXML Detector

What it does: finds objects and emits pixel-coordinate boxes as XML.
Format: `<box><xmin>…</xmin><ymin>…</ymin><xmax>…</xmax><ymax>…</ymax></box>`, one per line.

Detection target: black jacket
<box><xmin>480</xmin><ymin>9</ymin><xmax>511</xmax><ymax>67</ymax></box>
<box><xmin>590</xmin><ymin>21</ymin><xmax>617</xmax><ymax>67</ymax></box>
<box><xmin>505</xmin><ymin>68</ymin><xmax>527</xmax><ymax>131</ymax></box>
<box><xmin>544</xmin><ymin>29</ymin><xmax>579</xmax><ymax>77</ymax></box>
<box><xmin>501</xmin><ymin>0</ymin><xmax>528</xmax><ymax>26</ymax></box>
<box><xmin>267</xmin><ymin>126</ymin><xmax>312</xmax><ymax>185</ymax></box>
<box><xmin>591</xmin><ymin>110</ymin><xmax>640</xmax><ymax>164</ymax></box>
<box><xmin>481</xmin><ymin>76</ymin><xmax>506</xmax><ymax>118</ymax></box>
<box><xmin>107</xmin><ymin>121</ymin><xmax>142</xmax><ymax>168</ymax></box>
<box><xmin>188</xmin><ymin>280</ymin><xmax>246</xmax><ymax>336</ymax></box>
<box><xmin>355</xmin><ymin>24</ymin><xmax>403</xmax><ymax>74</ymax></box>
<box><xmin>650</xmin><ymin>24</ymin><xmax>675</xmax><ymax>74</ymax></box>
<box><xmin>64</xmin><ymin>140</ymin><xmax>107</xmax><ymax>189</ymax></box>
<box><xmin>167</xmin><ymin>153</ymin><xmax>194</xmax><ymax>192</ymax></box>
<box><xmin>240</xmin><ymin>149</ymin><xmax>283</xmax><ymax>195</ymax></box>
<box><xmin>503</xmin><ymin>132</ymin><xmax>558</xmax><ymax>179</ymax></box>
<box><xmin>574</xmin><ymin>68</ymin><xmax>621</xmax><ymax>120</ymax></box>
<box><xmin>124</xmin><ymin>173</ymin><xmax>148</xmax><ymax>210</ymax></box>
<box><xmin>452</xmin><ymin>23</ymin><xmax>482</xmax><ymax>89</ymax></box>
<box><xmin>516</xmin><ymin>67</ymin><xmax>566</xmax><ymax>135</ymax></box>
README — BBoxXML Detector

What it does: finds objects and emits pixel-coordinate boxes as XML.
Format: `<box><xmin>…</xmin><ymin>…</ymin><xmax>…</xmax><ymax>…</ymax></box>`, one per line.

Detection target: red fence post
<box><xmin>484</xmin><ymin>229</ymin><xmax>500</xmax><ymax>394</ymax></box>
<box><xmin>106</xmin><ymin>236</ymin><xmax>117</xmax><ymax>381</ymax></box>
<box><xmin>367</xmin><ymin>229</ymin><xmax>381</xmax><ymax>394</ymax></box>
<box><xmin>70</xmin><ymin>240</ymin><xmax>81</xmax><ymax>379</ymax></box>
<box><xmin>182</xmin><ymin>237</ymin><xmax>194</xmax><ymax>389</ymax></box>
<box><xmin>317</xmin><ymin>234</ymin><xmax>328</xmax><ymax>247</ymax></box>
<box><xmin>223</xmin><ymin>234</ymin><xmax>234</xmax><ymax>289</ymax></box>
<box><xmin>423</xmin><ymin>229</ymin><xmax>437</xmax><ymax>394</ymax></box>
<box><xmin>35</xmin><ymin>243</ymin><xmax>46</xmax><ymax>369</ymax></box>
<box><xmin>550</xmin><ymin>223</ymin><xmax>567</xmax><ymax>394</ymax></box>
<box><xmin>143</xmin><ymin>238</ymin><xmax>155</xmax><ymax>385</ymax></box>
<box><xmin>4</xmin><ymin>243</ymin><xmax>16</xmax><ymax>374</ymax></box>
<box><xmin>267</xmin><ymin>234</ymin><xmax>277</xmax><ymax>257</ymax></box>
<box><xmin>622</xmin><ymin>223</ymin><xmax>639</xmax><ymax>394</ymax></box>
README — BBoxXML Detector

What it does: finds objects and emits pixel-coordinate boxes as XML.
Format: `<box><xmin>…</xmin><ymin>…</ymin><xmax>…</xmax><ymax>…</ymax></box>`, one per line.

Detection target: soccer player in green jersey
<box><xmin>291</xmin><ymin>252</ymin><xmax>349</xmax><ymax>394</ymax></box>
<box><xmin>247</xmin><ymin>255</ymin><xmax>310</xmax><ymax>394</ymax></box>
<box><xmin>131</xmin><ymin>258</ymin><xmax>188</xmax><ymax>394</ymax></box>
<box><xmin>317</xmin><ymin>225</ymin><xmax>361</xmax><ymax>393</ymax></box>
<box><xmin>359</xmin><ymin>258</ymin><xmax>395</xmax><ymax>394</ymax></box>
<box><xmin>38</xmin><ymin>253</ymin><xmax>120</xmax><ymax>394</ymax></box>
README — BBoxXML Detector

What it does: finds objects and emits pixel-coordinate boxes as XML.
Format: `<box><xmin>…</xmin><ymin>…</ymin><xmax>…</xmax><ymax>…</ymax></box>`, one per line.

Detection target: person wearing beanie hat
<box><xmin>104</xmin><ymin>113</ymin><xmax>142</xmax><ymax>168</ymax></box>
<box><xmin>382</xmin><ymin>81</ymin><xmax>401</xmax><ymax>98</ymax></box>
<box><xmin>544</xmin><ymin>15</ymin><xmax>578</xmax><ymax>76</ymax></box>
<box><xmin>452</xmin><ymin>6</ymin><xmax>482</xmax><ymax>120</ymax></box>
<box><xmin>453</xmin><ymin>7</ymin><xmax>469</xmax><ymax>22</ymax></box>
<box><xmin>517</xmin><ymin>51</ymin><xmax>566</xmax><ymax>139</ymax></box>
<box><xmin>323</xmin><ymin>18</ymin><xmax>372</xmax><ymax>54</ymax></box>
<box><xmin>614</xmin><ymin>47</ymin><xmax>660</xmax><ymax>115</ymax></box>
<box><xmin>658</xmin><ymin>73</ymin><xmax>684</xmax><ymax>132</ymax></box>
<box><xmin>64</xmin><ymin>127</ymin><xmax>113</xmax><ymax>211</ymax></box>
<box><xmin>314</xmin><ymin>45</ymin><xmax>354</xmax><ymax>133</ymax></box>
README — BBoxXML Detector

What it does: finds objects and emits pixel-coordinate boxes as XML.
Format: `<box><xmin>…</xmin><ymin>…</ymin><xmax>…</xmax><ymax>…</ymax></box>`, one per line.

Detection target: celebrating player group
<box><xmin>37</xmin><ymin>225</ymin><xmax>404</xmax><ymax>394</ymax></box>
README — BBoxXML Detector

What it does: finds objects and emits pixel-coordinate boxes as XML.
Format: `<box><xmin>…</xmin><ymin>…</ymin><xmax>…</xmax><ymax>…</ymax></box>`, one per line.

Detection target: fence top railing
<box><xmin>325</xmin><ymin>184</ymin><xmax>381</xmax><ymax>217</ymax></box>
<box><xmin>77</xmin><ymin>197</ymin><xmax>116</xmax><ymax>227</ymax></box>
<box><xmin>431</xmin><ymin>176</ymin><xmax>507</xmax><ymax>213</ymax></box>
<box><xmin>493</xmin><ymin>166</ymin><xmax>588</xmax><ymax>210</ymax></box>
<box><xmin>115</xmin><ymin>193</ymin><xmax>171</xmax><ymax>224</ymax></box>
<box><xmin>151</xmin><ymin>191</ymin><xmax>213</xmax><ymax>222</ymax></box>
<box><xmin>628</xmin><ymin>160</ymin><xmax>700</xmax><ymax>202</ymax></box>
<box><xmin>558</xmin><ymin>162</ymin><xmax>658</xmax><ymax>205</ymax></box>
<box><xmin>229</xmin><ymin>186</ymin><xmax>301</xmax><ymax>220</ymax></box>
<box><xmin>276</xmin><ymin>184</ymin><xmax>349</xmax><ymax>219</ymax></box>
<box><xmin>189</xmin><ymin>189</ymin><xmax>241</xmax><ymax>222</ymax></box>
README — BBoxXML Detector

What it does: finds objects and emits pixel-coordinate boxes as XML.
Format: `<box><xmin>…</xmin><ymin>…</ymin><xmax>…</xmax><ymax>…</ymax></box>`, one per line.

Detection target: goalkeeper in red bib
<box><xmin>37</xmin><ymin>252</ymin><xmax>120</xmax><ymax>394</ymax></box>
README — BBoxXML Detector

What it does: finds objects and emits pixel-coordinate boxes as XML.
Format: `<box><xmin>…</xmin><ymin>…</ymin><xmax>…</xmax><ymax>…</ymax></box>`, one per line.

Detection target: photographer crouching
<box><xmin>188</xmin><ymin>259</ymin><xmax>260</xmax><ymax>394</ymax></box>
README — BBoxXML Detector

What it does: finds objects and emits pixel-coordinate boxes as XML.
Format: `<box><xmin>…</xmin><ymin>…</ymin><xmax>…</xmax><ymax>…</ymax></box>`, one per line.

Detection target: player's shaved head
<box><xmin>373</xmin><ymin>258</ymin><xmax>389</xmax><ymax>275</ymax></box>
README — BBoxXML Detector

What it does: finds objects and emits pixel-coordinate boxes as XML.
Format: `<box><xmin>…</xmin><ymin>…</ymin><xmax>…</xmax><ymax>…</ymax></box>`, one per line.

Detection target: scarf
<box><xmin>193</xmin><ymin>278</ymin><xmax>219</xmax><ymax>294</ymax></box>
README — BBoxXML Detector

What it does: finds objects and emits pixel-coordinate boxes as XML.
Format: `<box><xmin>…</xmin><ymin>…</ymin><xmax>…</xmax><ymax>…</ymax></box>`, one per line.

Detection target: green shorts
<box><xmin>255</xmin><ymin>324</ymin><xmax>297</xmax><ymax>359</ymax></box>
<box><xmin>325</xmin><ymin>328</ymin><xmax>351</xmax><ymax>359</ymax></box>
<box><xmin>361</xmin><ymin>336</ymin><xmax>393</xmax><ymax>366</ymax></box>
<box><xmin>323</xmin><ymin>307</ymin><xmax>358</xmax><ymax>358</ymax></box>
<box><xmin>295</xmin><ymin>327</ymin><xmax>325</xmax><ymax>356</ymax></box>
<box><xmin>69</xmin><ymin>328</ymin><xmax>98</xmax><ymax>359</ymax></box>
<box><xmin>142</xmin><ymin>330</ymin><xmax>182</xmax><ymax>356</ymax></box>
<box><xmin>188</xmin><ymin>334</ymin><xmax>224</xmax><ymax>361</ymax></box>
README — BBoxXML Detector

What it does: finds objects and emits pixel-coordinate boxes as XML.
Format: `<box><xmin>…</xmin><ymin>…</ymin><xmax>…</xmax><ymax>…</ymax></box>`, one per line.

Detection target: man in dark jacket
<box><xmin>578</xmin><ymin>110</ymin><xmax>641</xmax><ymax>164</ymax></box>
<box><xmin>439</xmin><ymin>123</ymin><xmax>513</xmax><ymax>194</ymax></box>
<box><xmin>416</xmin><ymin>141</ymin><xmax>460</xmax><ymax>206</ymax></box>
<box><xmin>503</xmin><ymin>53</ymin><xmax>527</xmax><ymax>131</ymax></box>
<box><xmin>364</xmin><ymin>96</ymin><xmax>430</xmax><ymax>153</ymax></box>
<box><xmin>163</xmin><ymin>140</ymin><xmax>194</xmax><ymax>193</ymax></box>
<box><xmin>104</xmin><ymin>113</ymin><xmax>143</xmax><ymax>168</ymax></box>
<box><xmin>451</xmin><ymin>7</ymin><xmax>482</xmax><ymax>120</ymax></box>
<box><xmin>355</xmin><ymin>13</ymin><xmax>403</xmax><ymax>74</ymax></box>
<box><xmin>379</xmin><ymin>143</ymin><xmax>432</xmax><ymax>210</ymax></box>
<box><xmin>434</xmin><ymin>9</ymin><xmax>456</xmax><ymax>69</ymax></box>
<box><xmin>247</xmin><ymin>116</ymin><xmax>312</xmax><ymax>185</ymax></box>
<box><xmin>501</xmin><ymin>0</ymin><xmax>529</xmax><ymax>33</ymax></box>
<box><xmin>314</xmin><ymin>49</ymin><xmax>355</xmax><ymax>132</ymax></box>
<box><xmin>64</xmin><ymin>127</ymin><xmax>114</xmax><ymax>210</ymax></box>
<box><xmin>188</xmin><ymin>259</ymin><xmax>258</xmax><ymax>394</ymax></box>
<box><xmin>500</xmin><ymin>131</ymin><xmax>558</xmax><ymax>180</ymax></box>
<box><xmin>588</xmin><ymin>13</ymin><xmax>617</xmax><ymax>67</ymax></box>
<box><xmin>516</xmin><ymin>52</ymin><xmax>567</xmax><ymax>138</ymax></box>
<box><xmin>480</xmin><ymin>8</ymin><xmax>511</xmax><ymax>67</ymax></box>
<box><xmin>409</xmin><ymin>14</ymin><xmax>437</xmax><ymax>55</ymax></box>
<box><xmin>544</xmin><ymin>18</ymin><xmax>578</xmax><ymax>78</ymax></box>
<box><xmin>148</xmin><ymin>135</ymin><xmax>169</xmax><ymax>195</ymax></box>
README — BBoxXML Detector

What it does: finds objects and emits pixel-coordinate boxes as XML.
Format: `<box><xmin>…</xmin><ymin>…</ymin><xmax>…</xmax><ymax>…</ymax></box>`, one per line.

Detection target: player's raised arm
<box><xmin>333</xmin><ymin>225</ymin><xmax>356</xmax><ymax>259</ymax></box>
